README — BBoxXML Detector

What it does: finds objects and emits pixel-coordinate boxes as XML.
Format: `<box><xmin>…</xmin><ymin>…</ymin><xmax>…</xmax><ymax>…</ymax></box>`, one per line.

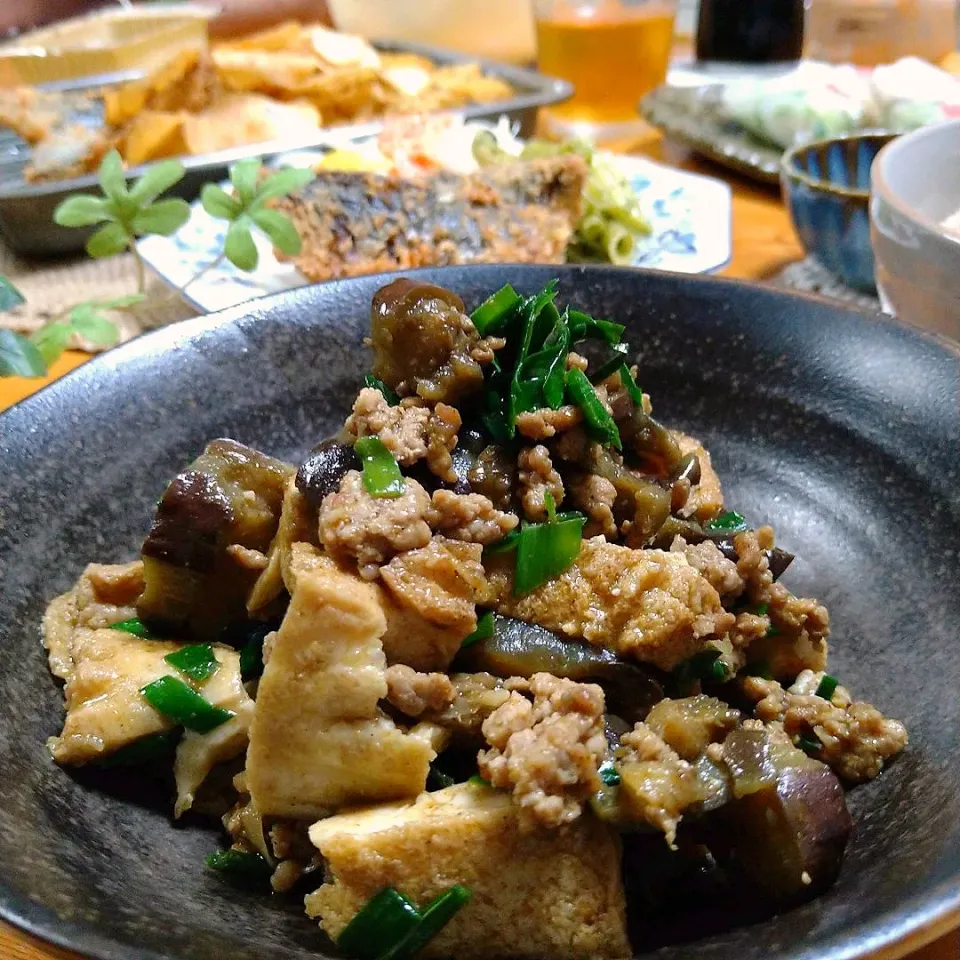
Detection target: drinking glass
<box><xmin>534</xmin><ymin>0</ymin><xmax>677</xmax><ymax>134</ymax></box>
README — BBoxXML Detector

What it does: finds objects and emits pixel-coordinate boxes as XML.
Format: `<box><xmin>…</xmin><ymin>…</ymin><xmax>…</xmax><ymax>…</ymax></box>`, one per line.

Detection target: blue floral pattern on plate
<box><xmin>138</xmin><ymin>154</ymin><xmax>732</xmax><ymax>314</ymax></box>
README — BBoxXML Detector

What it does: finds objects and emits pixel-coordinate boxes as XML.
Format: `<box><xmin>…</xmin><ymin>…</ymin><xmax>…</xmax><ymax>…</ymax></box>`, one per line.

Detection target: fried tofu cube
<box><xmin>306</xmin><ymin>783</ymin><xmax>631</xmax><ymax>960</ymax></box>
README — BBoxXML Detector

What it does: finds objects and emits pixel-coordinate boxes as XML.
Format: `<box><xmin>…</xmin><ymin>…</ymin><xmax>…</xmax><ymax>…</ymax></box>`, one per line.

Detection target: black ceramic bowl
<box><xmin>0</xmin><ymin>265</ymin><xmax>958</xmax><ymax>960</ymax></box>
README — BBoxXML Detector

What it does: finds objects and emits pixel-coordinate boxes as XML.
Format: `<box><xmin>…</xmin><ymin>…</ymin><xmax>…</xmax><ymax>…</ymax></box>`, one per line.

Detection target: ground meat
<box><xmin>74</xmin><ymin>561</ymin><xmax>145</xmax><ymax>629</ymax></box>
<box><xmin>344</xmin><ymin>388</ymin><xmax>462</xmax><ymax>482</ymax></box>
<box><xmin>671</xmin><ymin>537</ymin><xmax>744</xmax><ymax>599</ymax></box>
<box><xmin>566</xmin><ymin>472</ymin><xmax>618</xmax><ymax>539</ymax></box>
<box><xmin>479</xmin><ymin>673</ymin><xmax>607</xmax><ymax>829</ymax></box>
<box><xmin>515</xmin><ymin>405</ymin><xmax>582</xmax><ymax>441</ymax></box>
<box><xmin>734</xmin><ymin>528</ymin><xmax>830</xmax><ymax>677</ymax></box>
<box><xmin>565</xmin><ymin>351</ymin><xmax>589</xmax><ymax>371</ymax></box>
<box><xmin>427</xmin><ymin>489</ymin><xmax>518</xmax><ymax>545</ymax></box>
<box><xmin>742</xmin><ymin>673</ymin><xmax>908</xmax><ymax>783</ymax></box>
<box><xmin>491</xmin><ymin>538</ymin><xmax>735</xmax><ymax>672</ymax></box>
<box><xmin>380</xmin><ymin>538</ymin><xmax>490</xmax><ymax>642</ymax></box>
<box><xmin>385</xmin><ymin>665</ymin><xmax>456</xmax><ymax>717</ymax></box>
<box><xmin>517</xmin><ymin>445</ymin><xmax>564</xmax><ymax>522</ymax></box>
<box><xmin>671</xmin><ymin>432</ymin><xmax>724</xmax><ymax>523</ymax></box>
<box><xmin>616</xmin><ymin>722</ymin><xmax>699</xmax><ymax>845</ymax></box>
<box><xmin>421</xmin><ymin>672</ymin><xmax>514</xmax><ymax>743</ymax></box>
<box><xmin>318</xmin><ymin>471</ymin><xmax>432</xmax><ymax>579</ymax></box>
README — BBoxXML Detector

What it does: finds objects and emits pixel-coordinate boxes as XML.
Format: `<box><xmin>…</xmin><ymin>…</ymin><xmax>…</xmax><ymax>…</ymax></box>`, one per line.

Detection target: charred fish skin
<box><xmin>271</xmin><ymin>155</ymin><xmax>588</xmax><ymax>282</ymax></box>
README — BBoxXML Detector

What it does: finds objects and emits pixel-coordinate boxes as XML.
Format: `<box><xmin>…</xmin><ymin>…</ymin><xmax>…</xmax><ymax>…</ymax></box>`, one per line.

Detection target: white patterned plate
<box><xmin>138</xmin><ymin>154</ymin><xmax>732</xmax><ymax>315</ymax></box>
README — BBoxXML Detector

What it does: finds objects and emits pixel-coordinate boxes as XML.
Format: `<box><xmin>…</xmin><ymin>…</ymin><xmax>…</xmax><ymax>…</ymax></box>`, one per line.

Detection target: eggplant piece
<box><xmin>455</xmin><ymin>614</ymin><xmax>663</xmax><ymax>721</ymax></box>
<box><xmin>369</xmin><ymin>278</ymin><xmax>484</xmax><ymax>403</ymax></box>
<box><xmin>670</xmin><ymin>452</ymin><xmax>701</xmax><ymax>487</ymax></box>
<box><xmin>592</xmin><ymin>449</ymin><xmax>671</xmax><ymax>544</ymax></box>
<box><xmin>138</xmin><ymin>439</ymin><xmax>294</xmax><ymax>640</ymax></box>
<box><xmin>296</xmin><ymin>438</ymin><xmax>360</xmax><ymax>509</ymax></box>
<box><xmin>709</xmin><ymin>727</ymin><xmax>852</xmax><ymax>905</ymax></box>
<box><xmin>619</xmin><ymin>406</ymin><xmax>684</xmax><ymax>476</ymax></box>
<box><xmin>651</xmin><ymin>517</ymin><xmax>795</xmax><ymax>581</ymax></box>
<box><xmin>466</xmin><ymin>444</ymin><xmax>515</xmax><ymax>510</ymax></box>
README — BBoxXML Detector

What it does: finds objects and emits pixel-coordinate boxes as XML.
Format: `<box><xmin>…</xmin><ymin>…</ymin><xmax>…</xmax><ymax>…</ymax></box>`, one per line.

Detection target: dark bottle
<box><xmin>696</xmin><ymin>0</ymin><xmax>805</xmax><ymax>63</ymax></box>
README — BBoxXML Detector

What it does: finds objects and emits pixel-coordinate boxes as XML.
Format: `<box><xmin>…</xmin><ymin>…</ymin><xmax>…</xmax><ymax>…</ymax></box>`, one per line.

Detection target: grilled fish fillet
<box><xmin>271</xmin><ymin>155</ymin><xmax>587</xmax><ymax>281</ymax></box>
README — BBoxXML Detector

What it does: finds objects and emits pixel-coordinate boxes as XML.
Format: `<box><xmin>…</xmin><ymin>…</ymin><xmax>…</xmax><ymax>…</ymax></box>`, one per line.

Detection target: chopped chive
<box><xmin>483</xmin><ymin>527</ymin><xmax>520</xmax><ymax>556</ymax></box>
<box><xmin>766</xmin><ymin>623</ymin><xmax>780</xmax><ymax>638</ymax></box>
<box><xmin>618</xmin><ymin>363</ymin><xmax>644</xmax><ymax>407</ymax></box>
<box><xmin>797</xmin><ymin>733</ymin><xmax>821</xmax><ymax>755</ymax></box>
<box><xmin>240</xmin><ymin>631</ymin><xmax>267</xmax><ymax>681</ymax></box>
<box><xmin>568</xmin><ymin>309</ymin><xmax>624</xmax><ymax>344</ymax></box>
<box><xmin>598</xmin><ymin>759</ymin><xmax>621</xmax><ymax>786</ymax></box>
<box><xmin>99</xmin><ymin>728</ymin><xmax>181</xmax><ymax>768</ymax></box>
<box><xmin>461</xmin><ymin>610</ymin><xmax>495</xmax><ymax>648</ymax></box>
<box><xmin>565</xmin><ymin>368</ymin><xmax>621</xmax><ymax>450</ymax></box>
<box><xmin>543</xmin><ymin>489</ymin><xmax>557</xmax><ymax>522</ymax></box>
<box><xmin>337</xmin><ymin>888</ymin><xmax>421</xmax><ymax>960</ymax></box>
<box><xmin>743</xmin><ymin>660</ymin><xmax>772</xmax><ymax>680</ymax></box>
<box><xmin>673</xmin><ymin>648</ymin><xmax>728</xmax><ymax>691</ymax></box>
<box><xmin>164</xmin><ymin>643</ymin><xmax>219</xmax><ymax>683</ymax></box>
<box><xmin>541</xmin><ymin>309</ymin><xmax>570</xmax><ymax>409</ymax></box>
<box><xmin>140</xmin><ymin>676</ymin><xmax>234</xmax><ymax>733</ymax></box>
<box><xmin>364</xmin><ymin>374</ymin><xmax>400</xmax><ymax>406</ymax></box>
<box><xmin>109</xmin><ymin>617</ymin><xmax>154</xmax><ymax>638</ymax></box>
<box><xmin>815</xmin><ymin>674</ymin><xmax>839</xmax><ymax>700</ymax></box>
<box><xmin>206</xmin><ymin>849</ymin><xmax>272</xmax><ymax>885</ymax></box>
<box><xmin>588</xmin><ymin>344</ymin><xmax>629</xmax><ymax>384</ymax></box>
<box><xmin>354</xmin><ymin>436</ymin><xmax>405</xmax><ymax>498</ymax></box>
<box><xmin>704</xmin><ymin>511</ymin><xmax>748</xmax><ymax>533</ymax></box>
<box><xmin>753</xmin><ymin>603</ymin><xmax>769</xmax><ymax>616</ymax></box>
<box><xmin>514</xmin><ymin>513</ymin><xmax>586</xmax><ymax>595</ymax></box>
<box><xmin>379</xmin><ymin>885</ymin><xmax>472</xmax><ymax>960</ymax></box>
<box><xmin>470</xmin><ymin>284</ymin><xmax>522</xmax><ymax>335</ymax></box>
<box><xmin>467</xmin><ymin>774</ymin><xmax>490</xmax><ymax>787</ymax></box>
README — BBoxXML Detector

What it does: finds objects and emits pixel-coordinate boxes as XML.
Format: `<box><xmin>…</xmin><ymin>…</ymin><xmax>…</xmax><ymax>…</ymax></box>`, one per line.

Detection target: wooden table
<box><xmin>0</xmin><ymin>132</ymin><xmax>956</xmax><ymax>960</ymax></box>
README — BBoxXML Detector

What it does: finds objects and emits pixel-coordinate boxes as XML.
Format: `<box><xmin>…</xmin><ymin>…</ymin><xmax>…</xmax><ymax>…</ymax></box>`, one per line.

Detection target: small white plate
<box><xmin>138</xmin><ymin>154</ymin><xmax>733</xmax><ymax>315</ymax></box>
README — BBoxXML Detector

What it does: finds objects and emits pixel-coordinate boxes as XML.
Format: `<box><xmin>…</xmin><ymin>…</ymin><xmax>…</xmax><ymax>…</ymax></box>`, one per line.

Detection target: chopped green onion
<box><xmin>674</xmin><ymin>648</ymin><xmax>728</xmax><ymax>691</ymax></box>
<box><xmin>815</xmin><ymin>674</ymin><xmax>839</xmax><ymax>700</ymax></box>
<box><xmin>541</xmin><ymin>309</ymin><xmax>571</xmax><ymax>409</ymax></box>
<box><xmin>471</xmin><ymin>284</ymin><xmax>521</xmax><ymax>335</ymax></box>
<box><xmin>797</xmin><ymin>733</ymin><xmax>821</xmax><ymax>755</ymax></box>
<box><xmin>205</xmin><ymin>849</ymin><xmax>272</xmax><ymax>885</ymax></box>
<box><xmin>484</xmin><ymin>527</ymin><xmax>520</xmax><ymax>556</ymax></box>
<box><xmin>588</xmin><ymin>344</ymin><xmax>630</xmax><ymax>385</ymax></box>
<box><xmin>99</xmin><ymin>728</ymin><xmax>181</xmax><ymax>768</ymax></box>
<box><xmin>164</xmin><ymin>643</ymin><xmax>219</xmax><ymax>683</ymax></box>
<box><xmin>467</xmin><ymin>774</ymin><xmax>490</xmax><ymax>787</ymax></box>
<box><xmin>461</xmin><ymin>610</ymin><xmax>494</xmax><ymax>649</ymax></box>
<box><xmin>543</xmin><ymin>489</ymin><xmax>557</xmax><ymax>522</ymax></box>
<box><xmin>766</xmin><ymin>623</ymin><xmax>780</xmax><ymax>638</ymax></box>
<box><xmin>337</xmin><ymin>888</ymin><xmax>421</xmax><ymax>960</ymax></box>
<box><xmin>514</xmin><ymin>513</ymin><xmax>586</xmax><ymax>595</ymax></box>
<box><xmin>140</xmin><ymin>676</ymin><xmax>234</xmax><ymax>733</ymax></box>
<box><xmin>565</xmin><ymin>368</ymin><xmax>621</xmax><ymax>450</ymax></box>
<box><xmin>364</xmin><ymin>374</ymin><xmax>399</xmax><ymax>406</ymax></box>
<box><xmin>598</xmin><ymin>759</ymin><xmax>621</xmax><ymax>786</ymax></box>
<box><xmin>618</xmin><ymin>363</ymin><xmax>644</xmax><ymax>407</ymax></box>
<box><xmin>354</xmin><ymin>436</ymin><xmax>405</xmax><ymax>498</ymax></box>
<box><xmin>379</xmin><ymin>886</ymin><xmax>472</xmax><ymax>960</ymax></box>
<box><xmin>704</xmin><ymin>511</ymin><xmax>748</xmax><ymax>533</ymax></box>
<box><xmin>506</xmin><ymin>283</ymin><xmax>560</xmax><ymax>432</ymax></box>
<box><xmin>568</xmin><ymin>309</ymin><xmax>624</xmax><ymax>344</ymax></box>
<box><xmin>109</xmin><ymin>617</ymin><xmax>154</xmax><ymax>638</ymax></box>
<box><xmin>753</xmin><ymin>603</ymin><xmax>770</xmax><ymax>616</ymax></box>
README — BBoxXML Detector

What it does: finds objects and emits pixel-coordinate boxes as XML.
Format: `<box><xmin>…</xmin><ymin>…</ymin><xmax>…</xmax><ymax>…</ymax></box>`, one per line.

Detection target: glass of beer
<box><xmin>535</xmin><ymin>0</ymin><xmax>676</xmax><ymax>134</ymax></box>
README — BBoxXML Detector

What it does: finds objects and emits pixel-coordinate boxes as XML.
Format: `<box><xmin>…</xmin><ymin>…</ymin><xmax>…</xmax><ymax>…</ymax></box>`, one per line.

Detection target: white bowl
<box><xmin>870</xmin><ymin>119</ymin><xmax>960</xmax><ymax>341</ymax></box>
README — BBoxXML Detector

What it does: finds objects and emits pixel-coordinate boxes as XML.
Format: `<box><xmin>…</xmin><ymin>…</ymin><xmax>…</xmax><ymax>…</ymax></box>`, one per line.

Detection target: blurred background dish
<box><xmin>871</xmin><ymin>118</ymin><xmax>960</xmax><ymax>341</ymax></box>
<box><xmin>781</xmin><ymin>131</ymin><xmax>896</xmax><ymax>293</ymax></box>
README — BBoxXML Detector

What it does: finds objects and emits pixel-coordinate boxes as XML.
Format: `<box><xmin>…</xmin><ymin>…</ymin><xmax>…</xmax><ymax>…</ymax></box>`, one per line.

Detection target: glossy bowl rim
<box><xmin>780</xmin><ymin>131</ymin><xmax>900</xmax><ymax>200</ymax></box>
<box><xmin>871</xmin><ymin>118</ymin><xmax>960</xmax><ymax>252</ymax></box>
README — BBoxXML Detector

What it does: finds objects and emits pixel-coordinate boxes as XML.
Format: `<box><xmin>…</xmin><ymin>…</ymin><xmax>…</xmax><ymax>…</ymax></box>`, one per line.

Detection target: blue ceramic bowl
<box><xmin>781</xmin><ymin>132</ymin><xmax>899</xmax><ymax>293</ymax></box>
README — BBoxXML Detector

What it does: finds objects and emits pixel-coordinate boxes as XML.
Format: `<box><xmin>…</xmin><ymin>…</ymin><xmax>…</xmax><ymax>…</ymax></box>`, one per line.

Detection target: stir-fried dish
<box><xmin>44</xmin><ymin>279</ymin><xmax>908</xmax><ymax>960</ymax></box>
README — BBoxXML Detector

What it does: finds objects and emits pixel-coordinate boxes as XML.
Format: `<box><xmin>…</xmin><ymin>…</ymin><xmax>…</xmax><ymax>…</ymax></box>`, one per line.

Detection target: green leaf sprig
<box><xmin>200</xmin><ymin>159</ymin><xmax>314</xmax><ymax>272</ymax></box>
<box><xmin>2</xmin><ymin>154</ymin><xmax>314</xmax><ymax>379</ymax></box>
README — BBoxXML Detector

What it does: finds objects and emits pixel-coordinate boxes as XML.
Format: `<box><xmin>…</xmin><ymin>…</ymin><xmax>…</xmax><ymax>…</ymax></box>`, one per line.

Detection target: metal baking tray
<box><xmin>0</xmin><ymin>40</ymin><xmax>572</xmax><ymax>257</ymax></box>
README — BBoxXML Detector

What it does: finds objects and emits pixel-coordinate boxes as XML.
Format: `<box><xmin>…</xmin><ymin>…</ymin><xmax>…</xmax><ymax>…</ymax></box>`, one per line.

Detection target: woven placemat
<box><xmin>0</xmin><ymin>245</ymin><xmax>197</xmax><ymax>353</ymax></box>
<box><xmin>767</xmin><ymin>256</ymin><xmax>885</xmax><ymax>313</ymax></box>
